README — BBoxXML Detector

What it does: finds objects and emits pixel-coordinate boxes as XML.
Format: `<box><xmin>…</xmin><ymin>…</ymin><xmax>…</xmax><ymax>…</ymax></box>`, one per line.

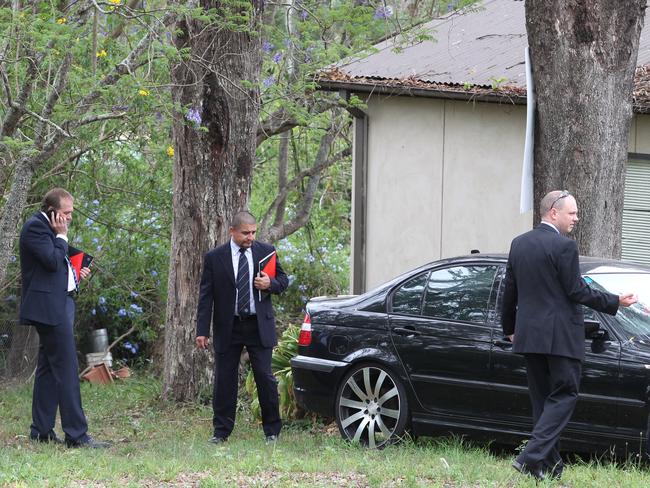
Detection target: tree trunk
<box><xmin>162</xmin><ymin>0</ymin><xmax>264</xmax><ymax>401</ymax></box>
<box><xmin>0</xmin><ymin>158</ymin><xmax>34</xmax><ymax>291</ymax></box>
<box><xmin>526</xmin><ymin>0</ymin><xmax>646</xmax><ymax>258</ymax></box>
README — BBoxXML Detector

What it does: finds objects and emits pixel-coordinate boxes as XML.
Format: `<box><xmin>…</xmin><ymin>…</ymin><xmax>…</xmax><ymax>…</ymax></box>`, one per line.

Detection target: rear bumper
<box><xmin>291</xmin><ymin>355</ymin><xmax>348</xmax><ymax>418</ymax></box>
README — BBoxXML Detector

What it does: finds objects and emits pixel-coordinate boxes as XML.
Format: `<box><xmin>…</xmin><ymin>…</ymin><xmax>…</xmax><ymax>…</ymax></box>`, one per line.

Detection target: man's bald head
<box><xmin>540</xmin><ymin>190</ymin><xmax>579</xmax><ymax>235</ymax></box>
<box><xmin>540</xmin><ymin>190</ymin><xmax>570</xmax><ymax>217</ymax></box>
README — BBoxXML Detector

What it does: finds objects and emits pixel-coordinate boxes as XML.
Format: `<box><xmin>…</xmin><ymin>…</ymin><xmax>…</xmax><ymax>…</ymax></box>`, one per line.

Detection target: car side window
<box><xmin>391</xmin><ymin>272</ymin><xmax>428</xmax><ymax>315</ymax></box>
<box><xmin>422</xmin><ymin>265</ymin><xmax>498</xmax><ymax>323</ymax></box>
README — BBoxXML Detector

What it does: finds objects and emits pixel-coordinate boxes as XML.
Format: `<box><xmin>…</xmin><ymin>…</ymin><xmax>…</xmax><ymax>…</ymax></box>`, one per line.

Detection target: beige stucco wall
<box><xmin>358</xmin><ymin>98</ymin><xmax>650</xmax><ymax>290</ymax></box>
<box><xmin>362</xmin><ymin>97</ymin><xmax>532</xmax><ymax>290</ymax></box>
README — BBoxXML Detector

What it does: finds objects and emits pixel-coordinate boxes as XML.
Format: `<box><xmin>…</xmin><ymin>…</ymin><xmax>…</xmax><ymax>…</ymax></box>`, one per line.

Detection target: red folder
<box><xmin>69</xmin><ymin>247</ymin><xmax>94</xmax><ymax>281</ymax></box>
<box><xmin>258</xmin><ymin>251</ymin><xmax>277</xmax><ymax>300</ymax></box>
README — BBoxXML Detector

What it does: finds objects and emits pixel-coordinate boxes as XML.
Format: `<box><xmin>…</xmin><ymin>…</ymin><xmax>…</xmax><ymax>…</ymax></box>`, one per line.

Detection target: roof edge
<box><xmin>317</xmin><ymin>78</ymin><xmax>650</xmax><ymax>114</ymax></box>
<box><xmin>317</xmin><ymin>78</ymin><xmax>527</xmax><ymax>106</ymax></box>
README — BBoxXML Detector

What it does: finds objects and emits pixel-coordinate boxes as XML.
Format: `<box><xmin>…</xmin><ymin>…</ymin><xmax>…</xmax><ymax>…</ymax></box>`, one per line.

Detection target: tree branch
<box><xmin>259</xmin><ymin>119</ymin><xmax>351</xmax><ymax>242</ymax></box>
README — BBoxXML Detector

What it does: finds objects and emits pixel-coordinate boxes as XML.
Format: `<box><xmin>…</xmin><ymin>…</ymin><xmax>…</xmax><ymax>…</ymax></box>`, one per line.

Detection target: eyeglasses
<box><xmin>550</xmin><ymin>190</ymin><xmax>570</xmax><ymax>209</ymax></box>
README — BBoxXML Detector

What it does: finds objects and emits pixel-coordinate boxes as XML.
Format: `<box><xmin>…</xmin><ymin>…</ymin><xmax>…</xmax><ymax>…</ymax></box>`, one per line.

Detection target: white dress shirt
<box><xmin>230</xmin><ymin>238</ymin><xmax>256</xmax><ymax>315</ymax></box>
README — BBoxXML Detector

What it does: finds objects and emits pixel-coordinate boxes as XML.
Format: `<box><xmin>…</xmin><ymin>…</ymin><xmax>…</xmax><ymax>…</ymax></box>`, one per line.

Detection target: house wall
<box><xmin>356</xmin><ymin>96</ymin><xmax>650</xmax><ymax>290</ymax></box>
<box><xmin>361</xmin><ymin>97</ymin><xmax>532</xmax><ymax>289</ymax></box>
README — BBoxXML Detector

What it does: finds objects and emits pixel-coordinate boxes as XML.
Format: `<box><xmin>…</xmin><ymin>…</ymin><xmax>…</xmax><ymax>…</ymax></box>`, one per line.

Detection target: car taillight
<box><xmin>298</xmin><ymin>313</ymin><xmax>312</xmax><ymax>346</ymax></box>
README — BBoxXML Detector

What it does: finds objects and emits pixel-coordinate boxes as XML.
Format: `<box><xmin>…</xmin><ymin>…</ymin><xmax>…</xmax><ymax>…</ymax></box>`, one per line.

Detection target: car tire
<box><xmin>335</xmin><ymin>362</ymin><xmax>409</xmax><ymax>448</ymax></box>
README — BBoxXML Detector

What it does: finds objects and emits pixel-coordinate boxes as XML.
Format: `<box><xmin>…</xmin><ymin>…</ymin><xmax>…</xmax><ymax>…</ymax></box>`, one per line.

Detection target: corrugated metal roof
<box><xmin>319</xmin><ymin>0</ymin><xmax>650</xmax><ymax>109</ymax></box>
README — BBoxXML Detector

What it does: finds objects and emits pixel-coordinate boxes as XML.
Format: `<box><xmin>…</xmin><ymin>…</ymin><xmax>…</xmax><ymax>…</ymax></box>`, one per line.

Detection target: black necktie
<box><xmin>236</xmin><ymin>248</ymin><xmax>250</xmax><ymax>317</ymax></box>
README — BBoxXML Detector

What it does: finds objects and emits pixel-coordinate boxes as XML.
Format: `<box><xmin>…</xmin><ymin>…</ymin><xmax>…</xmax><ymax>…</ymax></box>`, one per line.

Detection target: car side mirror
<box><xmin>585</xmin><ymin>319</ymin><xmax>608</xmax><ymax>341</ymax></box>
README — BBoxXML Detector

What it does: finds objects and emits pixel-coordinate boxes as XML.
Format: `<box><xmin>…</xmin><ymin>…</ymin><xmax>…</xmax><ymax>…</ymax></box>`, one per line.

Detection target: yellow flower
<box><xmin>108</xmin><ymin>0</ymin><xmax>121</xmax><ymax>4</ymax></box>
<box><xmin>138</xmin><ymin>89</ymin><xmax>150</xmax><ymax>97</ymax></box>
<box><xmin>96</xmin><ymin>50</ymin><xmax>107</xmax><ymax>58</ymax></box>
<box><xmin>56</xmin><ymin>17</ymin><xmax>66</xmax><ymax>24</ymax></box>
<box><xmin>166</xmin><ymin>146</ymin><xmax>175</xmax><ymax>157</ymax></box>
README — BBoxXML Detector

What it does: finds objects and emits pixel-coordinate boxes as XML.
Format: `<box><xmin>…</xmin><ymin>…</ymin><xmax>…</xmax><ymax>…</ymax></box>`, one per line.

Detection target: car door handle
<box><xmin>494</xmin><ymin>339</ymin><xmax>513</xmax><ymax>349</ymax></box>
<box><xmin>392</xmin><ymin>327</ymin><xmax>422</xmax><ymax>337</ymax></box>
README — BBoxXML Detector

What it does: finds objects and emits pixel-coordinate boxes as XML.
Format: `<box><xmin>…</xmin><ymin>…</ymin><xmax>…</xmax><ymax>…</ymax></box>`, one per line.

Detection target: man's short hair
<box><xmin>540</xmin><ymin>190</ymin><xmax>570</xmax><ymax>215</ymax></box>
<box><xmin>230</xmin><ymin>211</ymin><xmax>256</xmax><ymax>229</ymax></box>
<box><xmin>40</xmin><ymin>188</ymin><xmax>73</xmax><ymax>212</ymax></box>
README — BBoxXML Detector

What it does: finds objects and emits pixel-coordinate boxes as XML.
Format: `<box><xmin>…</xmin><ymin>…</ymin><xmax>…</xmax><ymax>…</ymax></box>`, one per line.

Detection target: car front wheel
<box><xmin>335</xmin><ymin>363</ymin><xmax>409</xmax><ymax>448</ymax></box>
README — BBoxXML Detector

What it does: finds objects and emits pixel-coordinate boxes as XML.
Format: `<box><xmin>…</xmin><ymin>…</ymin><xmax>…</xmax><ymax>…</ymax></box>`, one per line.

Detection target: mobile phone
<box><xmin>47</xmin><ymin>207</ymin><xmax>56</xmax><ymax>223</ymax></box>
<box><xmin>82</xmin><ymin>254</ymin><xmax>94</xmax><ymax>268</ymax></box>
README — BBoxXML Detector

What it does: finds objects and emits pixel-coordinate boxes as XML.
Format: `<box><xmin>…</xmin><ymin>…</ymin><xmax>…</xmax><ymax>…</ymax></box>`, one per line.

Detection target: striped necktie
<box><xmin>236</xmin><ymin>248</ymin><xmax>250</xmax><ymax>317</ymax></box>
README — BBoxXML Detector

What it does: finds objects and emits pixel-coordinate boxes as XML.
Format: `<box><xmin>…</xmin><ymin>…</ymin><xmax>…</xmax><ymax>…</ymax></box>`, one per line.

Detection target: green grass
<box><xmin>1</xmin><ymin>376</ymin><xmax>650</xmax><ymax>487</ymax></box>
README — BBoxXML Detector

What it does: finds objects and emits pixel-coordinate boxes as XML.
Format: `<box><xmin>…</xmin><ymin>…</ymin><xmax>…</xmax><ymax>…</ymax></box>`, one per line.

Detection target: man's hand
<box><xmin>79</xmin><ymin>267</ymin><xmax>91</xmax><ymax>280</ymax></box>
<box><xmin>507</xmin><ymin>334</ymin><xmax>514</xmax><ymax>342</ymax></box>
<box><xmin>254</xmin><ymin>271</ymin><xmax>271</xmax><ymax>291</ymax></box>
<box><xmin>196</xmin><ymin>336</ymin><xmax>210</xmax><ymax>349</ymax></box>
<box><xmin>619</xmin><ymin>293</ymin><xmax>637</xmax><ymax>307</ymax></box>
<box><xmin>48</xmin><ymin>211</ymin><xmax>68</xmax><ymax>236</ymax></box>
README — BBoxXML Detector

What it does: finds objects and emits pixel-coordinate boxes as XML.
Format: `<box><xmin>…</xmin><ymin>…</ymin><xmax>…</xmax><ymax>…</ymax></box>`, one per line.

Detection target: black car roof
<box><xmin>418</xmin><ymin>253</ymin><xmax>650</xmax><ymax>275</ymax></box>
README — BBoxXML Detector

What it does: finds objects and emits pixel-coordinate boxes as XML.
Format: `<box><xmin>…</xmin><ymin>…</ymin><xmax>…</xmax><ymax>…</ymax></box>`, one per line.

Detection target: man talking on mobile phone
<box><xmin>19</xmin><ymin>187</ymin><xmax>110</xmax><ymax>448</ymax></box>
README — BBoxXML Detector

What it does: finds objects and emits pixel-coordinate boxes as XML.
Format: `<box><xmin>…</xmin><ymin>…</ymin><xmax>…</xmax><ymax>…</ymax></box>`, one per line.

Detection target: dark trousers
<box><xmin>517</xmin><ymin>353</ymin><xmax>581</xmax><ymax>474</ymax></box>
<box><xmin>31</xmin><ymin>297</ymin><xmax>88</xmax><ymax>443</ymax></box>
<box><xmin>212</xmin><ymin>316</ymin><xmax>281</xmax><ymax>438</ymax></box>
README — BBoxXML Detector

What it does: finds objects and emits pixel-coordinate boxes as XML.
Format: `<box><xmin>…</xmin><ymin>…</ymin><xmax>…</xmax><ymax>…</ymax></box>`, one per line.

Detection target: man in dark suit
<box><xmin>20</xmin><ymin>187</ymin><xmax>109</xmax><ymax>448</ymax></box>
<box><xmin>501</xmin><ymin>190</ymin><xmax>636</xmax><ymax>480</ymax></box>
<box><xmin>196</xmin><ymin>211</ymin><xmax>288</xmax><ymax>443</ymax></box>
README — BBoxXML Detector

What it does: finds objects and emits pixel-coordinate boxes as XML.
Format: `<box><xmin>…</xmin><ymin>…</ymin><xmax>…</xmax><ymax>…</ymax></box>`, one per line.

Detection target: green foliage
<box><xmin>246</xmin><ymin>324</ymin><xmax>301</xmax><ymax>420</ymax></box>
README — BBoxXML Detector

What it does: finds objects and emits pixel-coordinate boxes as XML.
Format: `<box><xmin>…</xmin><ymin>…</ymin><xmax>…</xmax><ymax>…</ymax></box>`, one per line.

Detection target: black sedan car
<box><xmin>291</xmin><ymin>254</ymin><xmax>650</xmax><ymax>454</ymax></box>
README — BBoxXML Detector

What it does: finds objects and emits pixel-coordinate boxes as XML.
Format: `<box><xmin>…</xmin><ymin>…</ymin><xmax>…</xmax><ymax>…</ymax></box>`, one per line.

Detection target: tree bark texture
<box><xmin>162</xmin><ymin>1</ymin><xmax>264</xmax><ymax>401</ymax></box>
<box><xmin>526</xmin><ymin>0</ymin><xmax>646</xmax><ymax>258</ymax></box>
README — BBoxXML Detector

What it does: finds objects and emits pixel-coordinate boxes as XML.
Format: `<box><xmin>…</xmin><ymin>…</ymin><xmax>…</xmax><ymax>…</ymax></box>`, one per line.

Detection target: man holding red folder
<box><xmin>19</xmin><ymin>188</ymin><xmax>109</xmax><ymax>448</ymax></box>
<box><xmin>196</xmin><ymin>211</ymin><xmax>288</xmax><ymax>443</ymax></box>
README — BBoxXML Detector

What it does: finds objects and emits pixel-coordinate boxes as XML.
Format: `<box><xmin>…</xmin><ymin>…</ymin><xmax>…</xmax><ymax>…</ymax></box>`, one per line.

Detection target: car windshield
<box><xmin>586</xmin><ymin>272</ymin><xmax>650</xmax><ymax>341</ymax></box>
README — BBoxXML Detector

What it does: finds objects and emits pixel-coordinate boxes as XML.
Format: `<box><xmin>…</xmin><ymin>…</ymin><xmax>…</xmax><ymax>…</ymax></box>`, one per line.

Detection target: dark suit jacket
<box><xmin>19</xmin><ymin>212</ymin><xmax>70</xmax><ymax>326</ymax></box>
<box><xmin>196</xmin><ymin>240</ymin><xmax>288</xmax><ymax>353</ymax></box>
<box><xmin>501</xmin><ymin>224</ymin><xmax>619</xmax><ymax>361</ymax></box>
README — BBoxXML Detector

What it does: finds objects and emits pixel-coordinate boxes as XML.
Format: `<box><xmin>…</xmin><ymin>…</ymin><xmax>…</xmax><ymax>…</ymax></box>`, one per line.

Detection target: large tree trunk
<box><xmin>526</xmin><ymin>0</ymin><xmax>646</xmax><ymax>258</ymax></box>
<box><xmin>162</xmin><ymin>0</ymin><xmax>264</xmax><ymax>401</ymax></box>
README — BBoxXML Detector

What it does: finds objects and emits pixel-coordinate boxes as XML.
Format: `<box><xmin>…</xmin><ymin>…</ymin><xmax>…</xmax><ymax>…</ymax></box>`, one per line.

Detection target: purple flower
<box><xmin>111</xmin><ymin>104</ymin><xmax>130</xmax><ymax>112</ymax></box>
<box><xmin>300</xmin><ymin>9</ymin><xmax>308</xmax><ymax>20</ymax></box>
<box><xmin>91</xmin><ymin>308</ymin><xmax>96</xmax><ymax>316</ymax></box>
<box><xmin>263</xmin><ymin>76</ymin><xmax>275</xmax><ymax>87</ymax></box>
<box><xmin>151</xmin><ymin>270</ymin><xmax>158</xmax><ymax>277</ymax></box>
<box><xmin>124</xmin><ymin>341</ymin><xmax>139</xmax><ymax>354</ymax></box>
<box><xmin>130</xmin><ymin>303</ymin><xmax>143</xmax><ymax>314</ymax></box>
<box><xmin>262</xmin><ymin>41</ymin><xmax>274</xmax><ymax>53</ymax></box>
<box><xmin>283</xmin><ymin>38</ymin><xmax>292</xmax><ymax>48</ymax></box>
<box><xmin>85</xmin><ymin>218</ymin><xmax>94</xmax><ymax>227</ymax></box>
<box><xmin>98</xmin><ymin>296</ymin><xmax>106</xmax><ymax>305</ymax></box>
<box><xmin>130</xmin><ymin>291</ymin><xmax>139</xmax><ymax>298</ymax></box>
<box><xmin>92</xmin><ymin>199</ymin><xmax>100</xmax><ymax>206</ymax></box>
<box><xmin>9</xmin><ymin>255</ymin><xmax>16</xmax><ymax>262</ymax></box>
<box><xmin>118</xmin><ymin>308</ymin><xmax>127</xmax><ymax>317</ymax></box>
<box><xmin>272</xmin><ymin>52</ymin><xmax>282</xmax><ymax>63</ymax></box>
<box><xmin>374</xmin><ymin>5</ymin><xmax>393</xmax><ymax>19</ymax></box>
<box><xmin>185</xmin><ymin>108</ymin><xmax>202</xmax><ymax>125</ymax></box>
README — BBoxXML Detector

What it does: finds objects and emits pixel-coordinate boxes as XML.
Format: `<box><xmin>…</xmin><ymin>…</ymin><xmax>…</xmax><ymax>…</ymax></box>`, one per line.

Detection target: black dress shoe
<box><xmin>512</xmin><ymin>460</ymin><xmax>545</xmax><ymax>481</ymax></box>
<box><xmin>30</xmin><ymin>431</ymin><xmax>63</xmax><ymax>444</ymax></box>
<box><xmin>265</xmin><ymin>434</ymin><xmax>279</xmax><ymax>443</ymax></box>
<box><xmin>208</xmin><ymin>436</ymin><xmax>228</xmax><ymax>444</ymax></box>
<box><xmin>66</xmin><ymin>436</ymin><xmax>111</xmax><ymax>449</ymax></box>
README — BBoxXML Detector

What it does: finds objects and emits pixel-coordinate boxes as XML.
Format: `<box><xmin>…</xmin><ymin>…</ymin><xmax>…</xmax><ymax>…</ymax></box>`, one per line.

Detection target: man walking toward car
<box><xmin>501</xmin><ymin>190</ymin><xmax>636</xmax><ymax>480</ymax></box>
<box><xmin>20</xmin><ymin>188</ymin><xmax>110</xmax><ymax>448</ymax></box>
<box><xmin>196</xmin><ymin>211</ymin><xmax>288</xmax><ymax>444</ymax></box>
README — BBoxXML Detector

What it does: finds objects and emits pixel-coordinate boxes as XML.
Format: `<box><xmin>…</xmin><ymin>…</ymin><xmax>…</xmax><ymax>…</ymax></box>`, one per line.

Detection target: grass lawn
<box><xmin>1</xmin><ymin>375</ymin><xmax>649</xmax><ymax>487</ymax></box>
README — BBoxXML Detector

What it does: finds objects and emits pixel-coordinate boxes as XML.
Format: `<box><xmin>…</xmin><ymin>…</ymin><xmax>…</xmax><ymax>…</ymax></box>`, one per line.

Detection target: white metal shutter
<box><xmin>622</xmin><ymin>158</ymin><xmax>650</xmax><ymax>264</ymax></box>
